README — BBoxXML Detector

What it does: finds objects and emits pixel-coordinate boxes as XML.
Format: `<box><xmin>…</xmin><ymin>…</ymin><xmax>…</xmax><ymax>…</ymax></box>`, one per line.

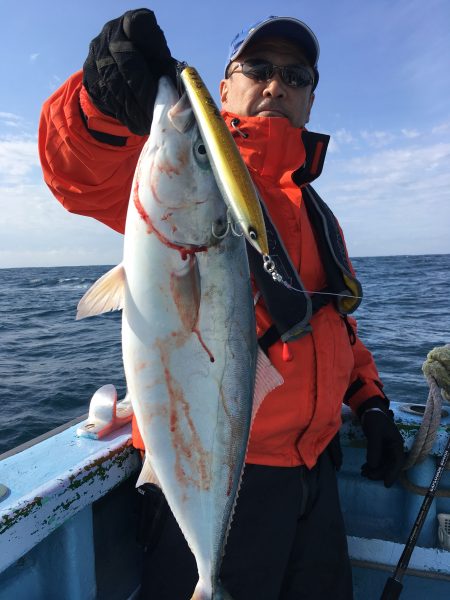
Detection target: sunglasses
<box><xmin>228</xmin><ymin>59</ymin><xmax>314</xmax><ymax>88</ymax></box>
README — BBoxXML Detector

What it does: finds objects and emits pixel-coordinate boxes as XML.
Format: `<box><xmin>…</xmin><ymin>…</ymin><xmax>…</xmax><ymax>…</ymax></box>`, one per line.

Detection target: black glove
<box><xmin>83</xmin><ymin>8</ymin><xmax>177</xmax><ymax>135</ymax></box>
<box><xmin>358</xmin><ymin>397</ymin><xmax>405</xmax><ymax>488</ymax></box>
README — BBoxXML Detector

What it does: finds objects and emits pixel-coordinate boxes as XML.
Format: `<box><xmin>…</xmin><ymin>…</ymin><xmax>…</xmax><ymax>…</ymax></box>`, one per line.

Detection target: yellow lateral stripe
<box><xmin>180</xmin><ymin>66</ymin><xmax>269</xmax><ymax>256</ymax></box>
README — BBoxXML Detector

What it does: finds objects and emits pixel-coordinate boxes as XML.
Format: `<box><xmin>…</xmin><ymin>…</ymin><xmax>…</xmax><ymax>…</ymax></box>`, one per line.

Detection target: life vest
<box><xmin>247</xmin><ymin>179</ymin><xmax>363</xmax><ymax>349</ymax></box>
<box><xmin>221</xmin><ymin>113</ymin><xmax>371</xmax><ymax>468</ymax></box>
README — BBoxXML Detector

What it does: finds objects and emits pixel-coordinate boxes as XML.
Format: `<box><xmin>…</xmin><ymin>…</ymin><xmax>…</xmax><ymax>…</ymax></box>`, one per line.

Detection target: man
<box><xmin>39</xmin><ymin>9</ymin><xmax>405</xmax><ymax>599</ymax></box>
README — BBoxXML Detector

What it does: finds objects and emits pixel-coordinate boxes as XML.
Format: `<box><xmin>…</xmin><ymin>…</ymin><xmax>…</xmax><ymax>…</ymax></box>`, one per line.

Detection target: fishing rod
<box><xmin>380</xmin><ymin>434</ymin><xmax>450</xmax><ymax>599</ymax></box>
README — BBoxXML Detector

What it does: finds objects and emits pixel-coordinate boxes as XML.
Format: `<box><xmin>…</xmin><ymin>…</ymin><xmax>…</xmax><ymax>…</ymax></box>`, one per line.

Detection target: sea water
<box><xmin>0</xmin><ymin>254</ymin><xmax>449</xmax><ymax>455</ymax></box>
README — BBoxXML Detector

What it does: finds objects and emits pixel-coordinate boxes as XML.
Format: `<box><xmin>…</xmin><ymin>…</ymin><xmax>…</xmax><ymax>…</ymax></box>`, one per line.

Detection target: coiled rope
<box><xmin>400</xmin><ymin>344</ymin><xmax>450</xmax><ymax>496</ymax></box>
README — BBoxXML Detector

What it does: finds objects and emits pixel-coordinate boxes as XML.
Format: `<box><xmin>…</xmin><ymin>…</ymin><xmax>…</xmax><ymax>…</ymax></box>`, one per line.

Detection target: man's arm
<box><xmin>344</xmin><ymin>316</ymin><xmax>405</xmax><ymax>488</ymax></box>
<box><xmin>38</xmin><ymin>9</ymin><xmax>175</xmax><ymax>233</ymax></box>
<box><xmin>343</xmin><ymin>318</ymin><xmax>386</xmax><ymax>411</ymax></box>
<box><xmin>38</xmin><ymin>71</ymin><xmax>145</xmax><ymax>233</ymax></box>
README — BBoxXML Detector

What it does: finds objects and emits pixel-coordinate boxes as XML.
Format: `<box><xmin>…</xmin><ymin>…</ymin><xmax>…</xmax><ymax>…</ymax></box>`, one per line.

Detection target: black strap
<box><xmin>246</xmin><ymin>197</ymin><xmax>312</xmax><ymax>343</ymax></box>
<box><xmin>258</xmin><ymin>287</ymin><xmax>332</xmax><ymax>354</ymax></box>
<box><xmin>342</xmin><ymin>315</ymin><xmax>356</xmax><ymax>345</ymax></box>
<box><xmin>343</xmin><ymin>377</ymin><xmax>364</xmax><ymax>404</ymax></box>
<box><xmin>258</xmin><ymin>325</ymin><xmax>281</xmax><ymax>355</ymax></box>
<box><xmin>79</xmin><ymin>103</ymin><xmax>128</xmax><ymax>147</ymax></box>
<box><xmin>311</xmin><ymin>287</ymin><xmax>335</xmax><ymax>313</ymax></box>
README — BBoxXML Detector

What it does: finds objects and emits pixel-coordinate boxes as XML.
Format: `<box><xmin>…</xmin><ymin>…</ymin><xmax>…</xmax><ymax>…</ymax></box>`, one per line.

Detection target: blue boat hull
<box><xmin>1</xmin><ymin>402</ymin><xmax>450</xmax><ymax>599</ymax></box>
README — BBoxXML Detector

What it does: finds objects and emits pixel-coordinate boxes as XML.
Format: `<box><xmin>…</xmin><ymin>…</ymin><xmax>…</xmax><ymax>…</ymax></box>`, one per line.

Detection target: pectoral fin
<box><xmin>76</xmin><ymin>264</ymin><xmax>125</xmax><ymax>320</ymax></box>
<box><xmin>170</xmin><ymin>255</ymin><xmax>201</xmax><ymax>332</ymax></box>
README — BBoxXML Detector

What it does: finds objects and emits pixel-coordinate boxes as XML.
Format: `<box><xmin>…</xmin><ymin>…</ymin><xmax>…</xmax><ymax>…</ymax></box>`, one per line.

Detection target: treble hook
<box><xmin>212</xmin><ymin>208</ymin><xmax>244</xmax><ymax>240</ymax></box>
<box><xmin>212</xmin><ymin>219</ymin><xmax>230</xmax><ymax>239</ymax></box>
<box><xmin>230</xmin><ymin>219</ymin><xmax>244</xmax><ymax>237</ymax></box>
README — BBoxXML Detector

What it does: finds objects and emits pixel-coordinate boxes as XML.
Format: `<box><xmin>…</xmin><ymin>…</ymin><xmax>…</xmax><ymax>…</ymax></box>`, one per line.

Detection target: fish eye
<box><xmin>193</xmin><ymin>138</ymin><xmax>210</xmax><ymax>168</ymax></box>
<box><xmin>248</xmin><ymin>228</ymin><xmax>258</xmax><ymax>240</ymax></box>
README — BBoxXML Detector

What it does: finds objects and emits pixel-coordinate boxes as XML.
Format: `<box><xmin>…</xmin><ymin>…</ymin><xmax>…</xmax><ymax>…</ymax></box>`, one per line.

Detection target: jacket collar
<box><xmin>222</xmin><ymin>111</ymin><xmax>330</xmax><ymax>186</ymax></box>
<box><xmin>293</xmin><ymin>130</ymin><xmax>330</xmax><ymax>186</ymax></box>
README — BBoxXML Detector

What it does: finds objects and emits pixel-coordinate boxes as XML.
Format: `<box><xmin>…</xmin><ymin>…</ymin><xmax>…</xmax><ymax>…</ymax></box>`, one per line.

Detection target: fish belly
<box><xmin>123</xmin><ymin>228</ymin><xmax>255</xmax><ymax>590</ymax></box>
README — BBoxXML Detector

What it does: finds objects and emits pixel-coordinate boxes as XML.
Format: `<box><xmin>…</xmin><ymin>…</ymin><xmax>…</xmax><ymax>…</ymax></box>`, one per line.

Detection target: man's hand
<box><xmin>83</xmin><ymin>8</ymin><xmax>177</xmax><ymax>135</ymax></box>
<box><xmin>358</xmin><ymin>397</ymin><xmax>405</xmax><ymax>488</ymax></box>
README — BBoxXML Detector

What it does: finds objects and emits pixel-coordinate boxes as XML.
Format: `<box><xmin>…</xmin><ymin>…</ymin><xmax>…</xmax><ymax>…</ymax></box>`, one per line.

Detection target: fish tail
<box><xmin>190</xmin><ymin>579</ymin><xmax>234</xmax><ymax>600</ymax></box>
<box><xmin>190</xmin><ymin>582</ymin><xmax>208</xmax><ymax>600</ymax></box>
<box><xmin>213</xmin><ymin>582</ymin><xmax>234</xmax><ymax>600</ymax></box>
<box><xmin>190</xmin><ymin>579</ymin><xmax>209</xmax><ymax>600</ymax></box>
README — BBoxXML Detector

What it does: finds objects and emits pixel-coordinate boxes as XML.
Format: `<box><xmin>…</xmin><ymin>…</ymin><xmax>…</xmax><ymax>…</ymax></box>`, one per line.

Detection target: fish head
<box><xmin>133</xmin><ymin>77</ymin><xmax>229</xmax><ymax>249</ymax></box>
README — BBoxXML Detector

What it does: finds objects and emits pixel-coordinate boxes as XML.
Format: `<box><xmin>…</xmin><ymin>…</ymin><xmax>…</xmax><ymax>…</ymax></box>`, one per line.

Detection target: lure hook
<box><xmin>212</xmin><ymin>219</ymin><xmax>230</xmax><ymax>240</ymax></box>
<box><xmin>230</xmin><ymin>219</ymin><xmax>244</xmax><ymax>237</ymax></box>
<box><xmin>212</xmin><ymin>208</ymin><xmax>245</xmax><ymax>240</ymax></box>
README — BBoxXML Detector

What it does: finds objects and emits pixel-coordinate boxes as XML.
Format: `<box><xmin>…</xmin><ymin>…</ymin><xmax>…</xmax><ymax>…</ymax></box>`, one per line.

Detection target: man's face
<box><xmin>220</xmin><ymin>37</ymin><xmax>315</xmax><ymax>128</ymax></box>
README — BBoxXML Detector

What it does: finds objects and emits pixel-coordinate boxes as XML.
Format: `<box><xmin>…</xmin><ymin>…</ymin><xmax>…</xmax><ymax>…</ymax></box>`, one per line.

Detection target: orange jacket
<box><xmin>39</xmin><ymin>71</ymin><xmax>385</xmax><ymax>469</ymax></box>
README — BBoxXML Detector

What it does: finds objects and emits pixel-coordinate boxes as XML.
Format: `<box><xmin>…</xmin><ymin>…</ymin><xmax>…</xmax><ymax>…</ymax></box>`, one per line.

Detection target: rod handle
<box><xmin>380</xmin><ymin>577</ymin><xmax>403</xmax><ymax>600</ymax></box>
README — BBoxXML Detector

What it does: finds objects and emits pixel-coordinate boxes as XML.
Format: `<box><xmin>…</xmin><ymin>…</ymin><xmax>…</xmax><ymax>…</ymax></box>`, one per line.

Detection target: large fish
<box><xmin>77</xmin><ymin>76</ymin><xmax>282</xmax><ymax>599</ymax></box>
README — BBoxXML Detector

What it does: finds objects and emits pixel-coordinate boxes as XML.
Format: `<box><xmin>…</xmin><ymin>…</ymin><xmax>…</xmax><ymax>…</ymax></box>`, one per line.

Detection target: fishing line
<box><xmin>285</xmin><ymin>287</ymin><xmax>362</xmax><ymax>299</ymax></box>
<box><xmin>212</xmin><ymin>218</ymin><xmax>362</xmax><ymax>301</ymax></box>
<box><xmin>262</xmin><ymin>254</ymin><xmax>362</xmax><ymax>299</ymax></box>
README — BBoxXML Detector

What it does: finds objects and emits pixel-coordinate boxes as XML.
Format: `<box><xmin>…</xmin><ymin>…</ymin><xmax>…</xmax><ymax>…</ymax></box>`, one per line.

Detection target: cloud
<box><xmin>334</xmin><ymin>128</ymin><xmax>355</xmax><ymax>144</ymax></box>
<box><xmin>0</xmin><ymin>179</ymin><xmax>123</xmax><ymax>268</ymax></box>
<box><xmin>0</xmin><ymin>112</ymin><xmax>26</xmax><ymax>129</ymax></box>
<box><xmin>1</xmin><ymin>115</ymin><xmax>448</xmax><ymax>267</ymax></box>
<box><xmin>324</xmin><ymin>142</ymin><xmax>450</xmax><ymax>198</ymax></box>
<box><xmin>327</xmin><ymin>137</ymin><xmax>339</xmax><ymax>154</ymax></box>
<box><xmin>401</xmin><ymin>128</ymin><xmax>420</xmax><ymax>139</ymax></box>
<box><xmin>49</xmin><ymin>74</ymin><xmax>61</xmax><ymax>91</ymax></box>
<box><xmin>0</xmin><ymin>112</ymin><xmax>23</xmax><ymax>121</ymax></box>
<box><xmin>0</xmin><ymin>126</ymin><xmax>120</xmax><ymax>267</ymax></box>
<box><xmin>432</xmin><ymin>121</ymin><xmax>450</xmax><ymax>135</ymax></box>
<box><xmin>0</xmin><ymin>135</ymin><xmax>40</xmax><ymax>185</ymax></box>
<box><xmin>360</xmin><ymin>129</ymin><xmax>396</xmax><ymax>148</ymax></box>
<box><xmin>330</xmin><ymin>118</ymin><xmax>450</xmax><ymax>156</ymax></box>
<box><xmin>315</xmin><ymin>136</ymin><xmax>450</xmax><ymax>256</ymax></box>
<box><xmin>329</xmin><ymin>127</ymin><xmax>423</xmax><ymax>154</ymax></box>
<box><xmin>29</xmin><ymin>53</ymin><xmax>39</xmax><ymax>62</ymax></box>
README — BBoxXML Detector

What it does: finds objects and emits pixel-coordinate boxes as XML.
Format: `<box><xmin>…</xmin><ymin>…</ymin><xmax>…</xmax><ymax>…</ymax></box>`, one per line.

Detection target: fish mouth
<box><xmin>170</xmin><ymin>222</ymin><xmax>227</xmax><ymax>250</ymax></box>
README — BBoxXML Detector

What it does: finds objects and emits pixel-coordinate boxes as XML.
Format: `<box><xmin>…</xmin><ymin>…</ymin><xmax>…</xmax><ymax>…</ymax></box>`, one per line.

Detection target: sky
<box><xmin>1</xmin><ymin>0</ymin><xmax>449</xmax><ymax>268</ymax></box>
